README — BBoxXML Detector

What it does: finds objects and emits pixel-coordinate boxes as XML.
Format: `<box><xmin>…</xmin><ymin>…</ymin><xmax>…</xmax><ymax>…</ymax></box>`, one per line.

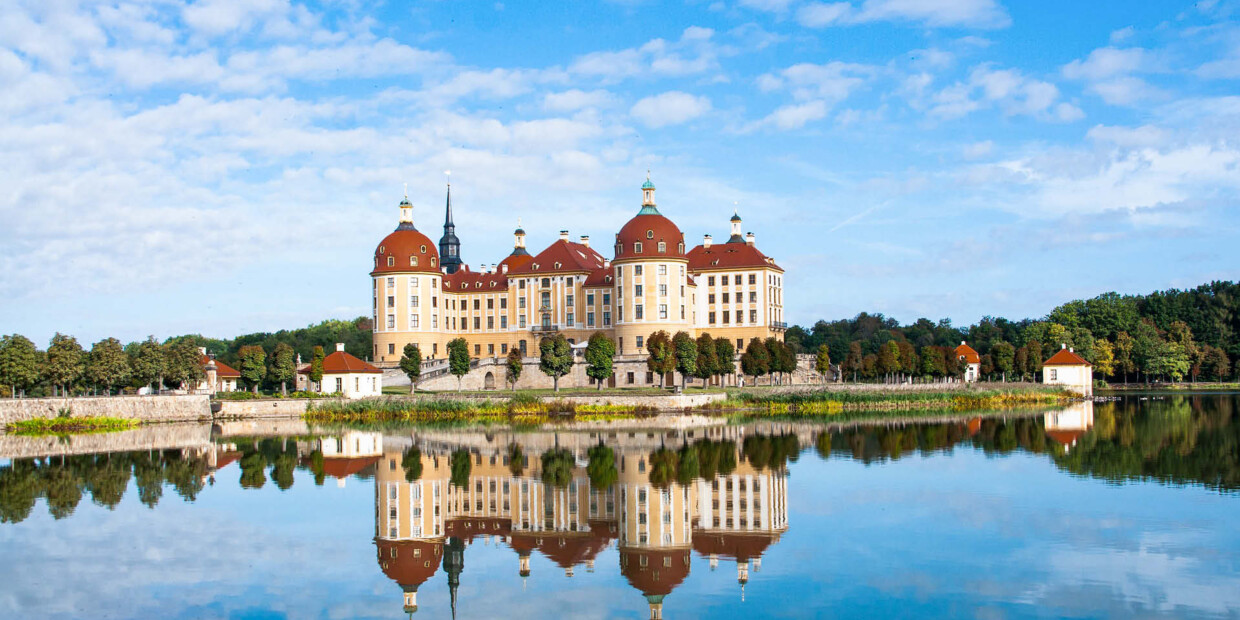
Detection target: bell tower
<box><xmin>439</xmin><ymin>182</ymin><xmax>462</xmax><ymax>274</ymax></box>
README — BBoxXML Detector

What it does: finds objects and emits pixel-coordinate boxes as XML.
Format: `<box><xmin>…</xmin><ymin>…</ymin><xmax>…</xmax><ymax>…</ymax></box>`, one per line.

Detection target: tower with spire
<box><xmin>439</xmin><ymin>182</ymin><xmax>463</xmax><ymax>274</ymax></box>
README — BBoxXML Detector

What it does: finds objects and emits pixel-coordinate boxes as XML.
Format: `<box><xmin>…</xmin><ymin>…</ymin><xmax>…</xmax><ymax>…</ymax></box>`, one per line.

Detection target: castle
<box><xmin>370</xmin><ymin>175</ymin><xmax>786</xmax><ymax>366</ymax></box>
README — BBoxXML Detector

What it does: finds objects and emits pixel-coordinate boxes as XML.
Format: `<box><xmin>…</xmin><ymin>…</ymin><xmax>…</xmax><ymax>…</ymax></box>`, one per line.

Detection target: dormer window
<box><xmin>634</xmin><ymin>242</ymin><xmax>643</xmax><ymax>253</ymax></box>
<box><xmin>646</xmin><ymin>230</ymin><xmax>654</xmax><ymax>239</ymax></box>
<box><xmin>410</xmin><ymin>256</ymin><xmax>418</xmax><ymax>266</ymax></box>
<box><xmin>387</xmin><ymin>257</ymin><xmax>395</xmax><ymax>267</ymax></box>
<box><xmin>554</xmin><ymin>262</ymin><xmax>562</xmax><ymax>269</ymax></box>
<box><xmin>658</xmin><ymin>242</ymin><xmax>666</xmax><ymax>253</ymax></box>
<box><xmin>379</xmin><ymin>246</ymin><xmax>386</xmax><ymax>254</ymax></box>
<box><xmin>420</xmin><ymin>245</ymin><xmax>427</xmax><ymax>253</ymax></box>
<box><xmin>678</xmin><ymin>243</ymin><xmax>684</xmax><ymax>253</ymax></box>
<box><xmin>615</xmin><ymin>243</ymin><xmax>623</xmax><ymax>255</ymax></box>
<box><xmin>431</xmin><ymin>257</ymin><xmax>437</xmax><ymax>267</ymax></box>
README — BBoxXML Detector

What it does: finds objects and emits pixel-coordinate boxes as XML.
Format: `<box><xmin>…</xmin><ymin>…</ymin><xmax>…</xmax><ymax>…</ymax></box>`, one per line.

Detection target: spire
<box><xmin>438</xmin><ymin>177</ymin><xmax>462</xmax><ymax>274</ymax></box>
<box><xmin>639</xmin><ymin>172</ymin><xmax>659</xmax><ymax>215</ymax></box>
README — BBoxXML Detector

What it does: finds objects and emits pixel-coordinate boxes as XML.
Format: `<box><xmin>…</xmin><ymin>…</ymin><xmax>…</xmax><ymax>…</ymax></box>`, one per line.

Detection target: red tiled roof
<box><xmin>508</xmin><ymin>239</ymin><xmax>605</xmax><ymax>275</ymax></box>
<box><xmin>1046</xmin><ymin>429</ymin><xmax>1085</xmax><ymax>446</ymax></box>
<box><xmin>319</xmin><ymin>455</ymin><xmax>380</xmax><ymax>479</ymax></box>
<box><xmin>442</xmin><ymin>266</ymin><xmax>509</xmax><ymax>292</ymax></box>
<box><xmin>201</xmin><ymin>355</ymin><xmax>241</xmax><ymax>377</ymax></box>
<box><xmin>376</xmin><ymin>539</ymin><xmax>443</xmax><ymax>588</ymax></box>
<box><xmin>691</xmin><ymin>531</ymin><xmax>779</xmax><ymax>561</ymax></box>
<box><xmin>321</xmin><ymin>350</ymin><xmax>383</xmax><ymax>374</ymax></box>
<box><xmin>371</xmin><ymin>227</ymin><xmax>441</xmax><ymax>275</ymax></box>
<box><xmin>954</xmin><ymin>343</ymin><xmax>981</xmax><ymax>364</ymax></box>
<box><xmin>1044</xmin><ymin>348</ymin><xmax>1091</xmax><ymax>366</ymax></box>
<box><xmin>613</xmin><ymin>213</ymin><xmax>686</xmax><ymax>263</ymax></box>
<box><xmin>686</xmin><ymin>242</ymin><xmax>781</xmax><ymax>272</ymax></box>
<box><xmin>619</xmin><ymin>548</ymin><xmax>692</xmax><ymax>597</ymax></box>
<box><xmin>499</xmin><ymin>251</ymin><xmax>534</xmax><ymax>272</ymax></box>
<box><xmin>445</xmin><ymin>517</ymin><xmax>512</xmax><ymax>542</ymax></box>
<box><xmin>584</xmin><ymin>266</ymin><xmax>614</xmax><ymax>288</ymax></box>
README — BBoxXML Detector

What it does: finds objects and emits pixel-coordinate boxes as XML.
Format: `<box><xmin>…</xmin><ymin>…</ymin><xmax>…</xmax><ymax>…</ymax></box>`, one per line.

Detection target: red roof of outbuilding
<box><xmin>319</xmin><ymin>455</ymin><xmax>379</xmax><ymax>479</ymax></box>
<box><xmin>321</xmin><ymin>350</ymin><xmax>383</xmax><ymax>374</ymax></box>
<box><xmin>1044</xmin><ymin>348</ymin><xmax>1091</xmax><ymax>366</ymax></box>
<box><xmin>686</xmin><ymin>243</ymin><xmax>781</xmax><ymax>272</ymax></box>
<box><xmin>613</xmin><ymin>213</ymin><xmax>686</xmax><ymax>263</ymax></box>
<box><xmin>954</xmin><ymin>343</ymin><xmax>981</xmax><ymax>364</ymax></box>
<box><xmin>1046</xmin><ymin>429</ymin><xmax>1085</xmax><ymax>446</ymax></box>
<box><xmin>201</xmin><ymin>355</ymin><xmax>241</xmax><ymax>377</ymax></box>
<box><xmin>509</xmin><ymin>239</ymin><xmax>605</xmax><ymax>275</ymax></box>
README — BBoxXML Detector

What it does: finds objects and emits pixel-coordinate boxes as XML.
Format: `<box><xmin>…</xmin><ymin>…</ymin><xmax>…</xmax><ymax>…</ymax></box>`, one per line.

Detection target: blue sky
<box><xmin>2</xmin><ymin>0</ymin><xmax>1239</xmax><ymax>345</ymax></box>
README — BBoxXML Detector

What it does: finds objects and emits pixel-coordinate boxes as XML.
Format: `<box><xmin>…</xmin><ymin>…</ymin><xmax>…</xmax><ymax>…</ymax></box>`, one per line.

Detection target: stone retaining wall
<box><xmin>0</xmin><ymin>422</ymin><xmax>212</xmax><ymax>459</ymax></box>
<box><xmin>0</xmin><ymin>394</ymin><xmax>211</xmax><ymax>426</ymax></box>
<box><xmin>215</xmin><ymin>399</ymin><xmax>318</xmax><ymax>418</ymax></box>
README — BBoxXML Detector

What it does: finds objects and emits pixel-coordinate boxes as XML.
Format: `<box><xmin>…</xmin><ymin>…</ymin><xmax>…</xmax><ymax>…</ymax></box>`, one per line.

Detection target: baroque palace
<box><xmin>370</xmin><ymin>176</ymin><xmax>786</xmax><ymax>366</ymax></box>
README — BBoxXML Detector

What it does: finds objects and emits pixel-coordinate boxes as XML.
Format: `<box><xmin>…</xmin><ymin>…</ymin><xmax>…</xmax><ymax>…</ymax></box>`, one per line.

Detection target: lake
<box><xmin>1</xmin><ymin>394</ymin><xmax>1238</xmax><ymax>619</ymax></box>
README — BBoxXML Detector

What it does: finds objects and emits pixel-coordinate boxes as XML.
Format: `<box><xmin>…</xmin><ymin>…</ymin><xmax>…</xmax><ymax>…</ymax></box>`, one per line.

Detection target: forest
<box><xmin>786</xmin><ymin>280</ymin><xmax>1239</xmax><ymax>383</ymax></box>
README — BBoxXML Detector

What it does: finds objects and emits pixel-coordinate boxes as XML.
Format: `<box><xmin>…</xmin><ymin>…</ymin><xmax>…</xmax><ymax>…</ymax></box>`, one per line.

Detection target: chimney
<box><xmin>961</xmin><ymin>341</ymin><xmax>966</xmax><ymax>346</ymax></box>
<box><xmin>199</xmin><ymin>347</ymin><xmax>207</xmax><ymax>355</ymax></box>
<box><xmin>1069</xmin><ymin>347</ymin><xmax>1074</xmax><ymax>353</ymax></box>
<box><xmin>1061</xmin><ymin>343</ymin><xmax>1067</xmax><ymax>349</ymax></box>
<box><xmin>296</xmin><ymin>354</ymin><xmax>302</xmax><ymax>365</ymax></box>
<box><xmin>745</xmin><ymin>232</ymin><xmax>755</xmax><ymax>246</ymax></box>
<box><xmin>703</xmin><ymin>234</ymin><xmax>712</xmax><ymax>249</ymax></box>
<box><xmin>335</xmin><ymin>343</ymin><xmax>345</xmax><ymax>352</ymax></box>
<box><xmin>580</xmin><ymin>235</ymin><xmax>590</xmax><ymax>247</ymax></box>
<box><xmin>603</xmin><ymin>259</ymin><xmax>611</xmax><ymax>268</ymax></box>
<box><xmin>559</xmin><ymin>230</ymin><xmax>569</xmax><ymax>241</ymax></box>
<box><xmin>502</xmin><ymin>264</ymin><xmax>509</xmax><ymax>274</ymax></box>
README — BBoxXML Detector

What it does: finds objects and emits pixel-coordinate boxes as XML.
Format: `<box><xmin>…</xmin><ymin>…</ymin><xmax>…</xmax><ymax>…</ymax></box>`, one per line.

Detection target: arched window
<box><xmin>379</xmin><ymin>245</ymin><xmax>386</xmax><ymax>254</ymax></box>
<box><xmin>387</xmin><ymin>257</ymin><xmax>395</xmax><ymax>267</ymax></box>
<box><xmin>646</xmin><ymin>230</ymin><xmax>654</xmax><ymax>239</ymax></box>
<box><xmin>431</xmin><ymin>257</ymin><xmax>437</xmax><ymax>267</ymax></box>
<box><xmin>420</xmin><ymin>245</ymin><xmax>427</xmax><ymax>253</ymax></box>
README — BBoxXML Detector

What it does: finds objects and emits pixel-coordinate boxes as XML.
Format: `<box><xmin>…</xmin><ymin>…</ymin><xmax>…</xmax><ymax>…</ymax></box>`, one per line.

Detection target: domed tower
<box><xmin>611</xmin><ymin>174</ymin><xmax>692</xmax><ymax>356</ymax></box>
<box><xmin>439</xmin><ymin>183</ymin><xmax>463</xmax><ymax>274</ymax></box>
<box><xmin>372</xmin><ymin>190</ymin><xmax>447</xmax><ymax>365</ymax></box>
<box><xmin>498</xmin><ymin>219</ymin><xmax>533</xmax><ymax>273</ymax></box>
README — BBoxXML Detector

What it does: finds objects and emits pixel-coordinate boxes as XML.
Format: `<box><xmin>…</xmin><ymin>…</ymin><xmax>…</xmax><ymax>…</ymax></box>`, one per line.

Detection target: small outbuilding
<box><xmin>954</xmin><ymin>341</ymin><xmax>981</xmax><ymax>383</ymax></box>
<box><xmin>198</xmin><ymin>348</ymin><xmax>240</xmax><ymax>393</ymax></box>
<box><xmin>300</xmin><ymin>343</ymin><xmax>383</xmax><ymax>399</ymax></box>
<box><xmin>1042</xmin><ymin>344</ymin><xmax>1093</xmax><ymax>396</ymax></box>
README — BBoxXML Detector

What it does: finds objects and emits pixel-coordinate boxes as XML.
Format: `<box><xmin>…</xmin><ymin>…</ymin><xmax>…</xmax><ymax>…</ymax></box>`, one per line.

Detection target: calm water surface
<box><xmin>1</xmin><ymin>395</ymin><xmax>1238</xmax><ymax>619</ymax></box>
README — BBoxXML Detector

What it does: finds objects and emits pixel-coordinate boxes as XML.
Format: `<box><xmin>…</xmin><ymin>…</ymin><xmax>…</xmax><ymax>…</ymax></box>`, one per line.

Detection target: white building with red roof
<box><xmin>197</xmin><ymin>347</ymin><xmax>240</xmax><ymax>393</ymax></box>
<box><xmin>299</xmin><ymin>343</ymin><xmax>383</xmax><ymax>399</ymax></box>
<box><xmin>1043</xmin><ymin>344</ymin><xmax>1093</xmax><ymax>396</ymax></box>
<box><xmin>954</xmin><ymin>341</ymin><xmax>981</xmax><ymax>383</ymax></box>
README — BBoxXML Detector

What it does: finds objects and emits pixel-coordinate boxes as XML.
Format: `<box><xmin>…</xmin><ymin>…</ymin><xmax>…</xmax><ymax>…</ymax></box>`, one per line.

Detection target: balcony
<box><xmin>770</xmin><ymin>321</ymin><xmax>788</xmax><ymax>330</ymax></box>
<box><xmin>531</xmin><ymin>325</ymin><xmax>560</xmax><ymax>334</ymax></box>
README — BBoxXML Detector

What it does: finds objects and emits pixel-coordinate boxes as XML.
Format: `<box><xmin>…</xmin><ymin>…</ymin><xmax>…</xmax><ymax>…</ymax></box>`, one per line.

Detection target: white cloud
<box><xmin>963</xmin><ymin>140</ymin><xmax>993</xmax><ymax>158</ymax></box>
<box><xmin>1085</xmin><ymin>124</ymin><xmax>1170</xmax><ymax>148</ymax></box>
<box><xmin>758</xmin><ymin>61</ymin><xmax>873</xmax><ymax>103</ymax></box>
<box><xmin>929</xmin><ymin>64</ymin><xmax>1079</xmax><ymax>122</ymax></box>
<box><xmin>796</xmin><ymin>0</ymin><xmax>1010</xmax><ymax>29</ymax></box>
<box><xmin>542</xmin><ymin>89</ymin><xmax>615</xmax><ymax>112</ymax></box>
<box><xmin>739</xmin><ymin>0</ymin><xmax>797</xmax><ymax>12</ymax></box>
<box><xmin>758</xmin><ymin>100</ymin><xmax>830</xmax><ymax>130</ymax></box>
<box><xmin>630</xmin><ymin>91</ymin><xmax>712</xmax><ymax>128</ymax></box>
<box><xmin>568</xmin><ymin>27</ymin><xmax>723</xmax><ymax>82</ymax></box>
<box><xmin>181</xmin><ymin>0</ymin><xmax>292</xmax><ymax>36</ymax></box>
<box><xmin>1062</xmin><ymin>47</ymin><xmax>1150</xmax><ymax>81</ymax></box>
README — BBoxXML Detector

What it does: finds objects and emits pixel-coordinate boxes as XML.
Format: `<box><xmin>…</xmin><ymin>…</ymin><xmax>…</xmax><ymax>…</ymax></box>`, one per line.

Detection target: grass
<box><xmin>1102</xmin><ymin>382</ymin><xmax>1240</xmax><ymax>392</ymax></box>
<box><xmin>5</xmin><ymin>415</ymin><xmax>140</xmax><ymax>435</ymax></box>
<box><xmin>708</xmin><ymin>385</ymin><xmax>1074</xmax><ymax>418</ymax></box>
<box><xmin>303</xmin><ymin>394</ymin><xmax>658</xmax><ymax>426</ymax></box>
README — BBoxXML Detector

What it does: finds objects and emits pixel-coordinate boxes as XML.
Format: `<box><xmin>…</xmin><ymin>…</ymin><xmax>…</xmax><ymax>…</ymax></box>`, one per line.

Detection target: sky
<box><xmin>2</xmin><ymin>0</ymin><xmax>1240</xmax><ymax>345</ymax></box>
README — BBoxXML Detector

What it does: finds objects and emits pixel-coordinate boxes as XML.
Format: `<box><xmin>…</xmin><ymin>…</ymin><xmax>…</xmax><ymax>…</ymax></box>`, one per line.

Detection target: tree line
<box><xmin>787</xmin><ymin>280</ymin><xmax>1240</xmax><ymax>384</ymax></box>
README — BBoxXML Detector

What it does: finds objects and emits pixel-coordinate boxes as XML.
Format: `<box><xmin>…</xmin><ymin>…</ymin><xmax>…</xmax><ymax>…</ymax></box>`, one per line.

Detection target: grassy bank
<box><xmin>303</xmin><ymin>395</ymin><xmax>657</xmax><ymax>426</ymax></box>
<box><xmin>716</xmin><ymin>386</ymin><xmax>1074</xmax><ymax>418</ymax></box>
<box><xmin>5</xmin><ymin>415</ymin><xmax>140</xmax><ymax>435</ymax></box>
<box><xmin>1101</xmin><ymin>382</ymin><xmax>1240</xmax><ymax>392</ymax></box>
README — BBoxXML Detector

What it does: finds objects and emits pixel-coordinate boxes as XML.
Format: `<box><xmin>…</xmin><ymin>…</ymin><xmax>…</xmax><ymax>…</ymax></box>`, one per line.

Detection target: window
<box><xmin>519</xmin><ymin>297</ymin><xmax>526</xmax><ymax>309</ymax></box>
<box><xmin>635</xmin><ymin>284</ymin><xmax>643</xmax><ymax>296</ymax></box>
<box><xmin>659</xmin><ymin>284</ymin><xmax>667</xmax><ymax>297</ymax></box>
<box><xmin>487</xmin><ymin>317</ymin><xmax>494</xmax><ymax>329</ymax></box>
<box><xmin>411</xmin><ymin>314</ymin><xmax>419</xmax><ymax>328</ymax></box>
<box><xmin>566</xmin><ymin>294</ymin><xmax>574</xmax><ymax>307</ymax></box>
<box><xmin>500</xmin><ymin>298</ymin><xmax>507</xmax><ymax>309</ymax></box>
<box><xmin>709</xmin><ymin>312</ymin><xmax>716</xmax><ymax>324</ymax></box>
<box><xmin>433</xmin><ymin>296</ymin><xmax>438</xmax><ymax>308</ymax></box>
<box><xmin>501</xmin><ymin>344</ymin><xmax>508</xmax><ymax>354</ymax></box>
<box><xmin>433</xmin><ymin>315</ymin><xmax>438</xmax><ymax>328</ymax></box>
<box><xmin>541</xmin><ymin>278</ymin><xmax>551</xmax><ymax>287</ymax></box>
<box><xmin>387</xmin><ymin>295</ymin><xmax>395</xmax><ymax>307</ymax></box>
<box><xmin>708</xmin><ymin>294</ymin><xmax>716</xmax><ymax>304</ymax></box>
<box><xmin>587</xmin><ymin>293</ymin><xmax>594</xmax><ymax>305</ymax></box>
<box><xmin>587</xmin><ymin>312</ymin><xmax>595</xmax><ymax>327</ymax></box>
<box><xmin>750</xmin><ymin>310</ymin><xmax>758</xmax><ymax>323</ymax></box>
<box><xmin>388</xmin><ymin>343</ymin><xmax>395</xmax><ymax>355</ymax></box>
<box><xmin>658</xmin><ymin>241</ymin><xmax>666</xmax><ymax>253</ymax></box>
<box><xmin>519</xmin><ymin>280</ymin><xmax>526</xmax><ymax>289</ymax></box>
<box><xmin>473</xmin><ymin>317</ymin><xmax>480</xmax><ymax>330</ymax></box>
<box><xmin>387</xmin><ymin>277</ymin><xmax>395</xmax><ymax>289</ymax></box>
<box><xmin>335</xmin><ymin>377</ymin><xmax>343</xmax><ymax>392</ymax></box>
<box><xmin>708</xmin><ymin>276</ymin><xmax>716</xmax><ymax>286</ymax></box>
<box><xmin>421</xmin><ymin>245</ymin><xmax>427</xmax><ymax>253</ymax></box>
<box><xmin>411</xmin><ymin>295</ymin><xmax>419</xmax><ymax>308</ymax></box>
<box><xmin>1050</xmin><ymin>369</ymin><xmax>1058</xmax><ymax>381</ymax></box>
<box><xmin>410</xmin><ymin>256</ymin><xmax>418</xmax><ymax>266</ymax></box>
<box><xmin>387</xmin><ymin>257</ymin><xmax>395</xmax><ymax>267</ymax></box>
<box><xmin>488</xmin><ymin>344</ymin><xmax>495</xmax><ymax>355</ymax></box>
<box><xmin>519</xmin><ymin>316</ymin><xmax>527</xmax><ymax>328</ymax></box>
<box><xmin>473</xmin><ymin>299</ymin><xmax>480</xmax><ymax>310</ymax></box>
<box><xmin>487</xmin><ymin>298</ymin><xmax>494</xmax><ymax>310</ymax></box>
<box><xmin>500</xmin><ymin>316</ymin><xmax>508</xmax><ymax>329</ymax></box>
<box><xmin>723</xmin><ymin>310</ymin><xmax>730</xmax><ymax>324</ymax></box>
<box><xmin>636</xmin><ymin>336</ymin><xmax>644</xmax><ymax>349</ymax></box>
<box><xmin>540</xmin><ymin>292</ymin><xmax>550</xmax><ymax>307</ymax></box>
<box><xmin>749</xmin><ymin>274</ymin><xmax>756</xmax><ymax>285</ymax></box>
<box><xmin>635</xmin><ymin>305</ymin><xmax>644</xmax><ymax>320</ymax></box>
<box><xmin>387</xmin><ymin>315</ymin><xmax>395</xmax><ymax>329</ymax></box>
<box><xmin>722</xmin><ymin>293</ymin><xmax>730</xmax><ymax>303</ymax></box>
<box><xmin>737</xmin><ymin>338</ymin><xmax>743</xmax><ymax>350</ymax></box>
<box><xmin>734</xmin><ymin>275</ymin><xmax>742</xmax><ymax>285</ymax></box>
<box><xmin>603</xmin><ymin>293</ymin><xmax>611</xmax><ymax>306</ymax></box>
<box><xmin>750</xmin><ymin>292</ymin><xmax>758</xmax><ymax>303</ymax></box>
<box><xmin>627</xmin><ymin>372</ymin><xmax>635</xmax><ymax>384</ymax></box>
<box><xmin>566</xmin><ymin>313</ymin><xmax>574</xmax><ymax>325</ymax></box>
<box><xmin>635</xmin><ymin>265</ymin><xmax>643</xmax><ymax>276</ymax></box>
<box><xmin>659</xmin><ymin>304</ymin><xmax>668</xmax><ymax>319</ymax></box>
<box><xmin>603</xmin><ymin>311</ymin><xmax>611</xmax><ymax>326</ymax></box>
<box><xmin>680</xmin><ymin>305</ymin><xmax>685</xmax><ymax>319</ymax></box>
<box><xmin>475</xmin><ymin>344</ymin><xmax>481</xmax><ymax>355</ymax></box>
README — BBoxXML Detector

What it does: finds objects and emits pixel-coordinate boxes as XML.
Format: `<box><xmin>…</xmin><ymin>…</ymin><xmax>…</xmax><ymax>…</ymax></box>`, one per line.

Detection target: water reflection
<box><xmin>1</xmin><ymin>395</ymin><xmax>1238</xmax><ymax>618</ymax></box>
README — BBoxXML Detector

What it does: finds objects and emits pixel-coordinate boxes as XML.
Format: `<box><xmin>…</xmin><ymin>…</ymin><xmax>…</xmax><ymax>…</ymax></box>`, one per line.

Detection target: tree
<box><xmin>399</xmin><ymin>343</ymin><xmax>422</xmax><ymax>394</ymax></box>
<box><xmin>877</xmin><ymin>341</ymin><xmax>900</xmax><ymax>382</ymax></box>
<box><xmin>1013</xmin><ymin>346</ymin><xmax>1029</xmax><ymax>381</ymax></box>
<box><xmin>1113</xmin><ymin>331</ymin><xmax>1135</xmax><ymax>383</ymax></box>
<box><xmin>163</xmin><ymin>337</ymin><xmax>204</xmax><ymax>392</ymax></box>
<box><xmin>672</xmin><ymin>331</ymin><xmax>697</xmax><ymax>389</ymax></box>
<box><xmin>237</xmin><ymin>345</ymin><xmax>267</xmax><ymax>394</ymax></box>
<box><xmin>505</xmin><ymin>348</ymin><xmax>523</xmax><ymax>390</ymax></box>
<box><xmin>768</xmin><ymin>338</ymin><xmax>797</xmax><ymax>385</ymax></box>
<box><xmin>897</xmin><ymin>341</ymin><xmax>917</xmax><ymax>380</ymax></box>
<box><xmin>0</xmin><ymin>334</ymin><xmax>41</xmax><ymax>398</ymax></box>
<box><xmin>645</xmin><ymin>331</ymin><xmax>675</xmax><ymax>388</ymax></box>
<box><xmin>45</xmin><ymin>333</ymin><xmax>85</xmax><ymax>396</ymax></box>
<box><xmin>740</xmin><ymin>338</ymin><xmax>770</xmax><ymax>385</ymax></box>
<box><xmin>1201</xmin><ymin>345</ymin><xmax>1231</xmax><ymax>381</ymax></box>
<box><xmin>447</xmin><ymin>338</ymin><xmax>470</xmax><ymax>391</ymax></box>
<box><xmin>127</xmin><ymin>337</ymin><xmax>165</xmax><ymax>394</ymax></box>
<box><xmin>449</xmin><ymin>449</ymin><xmax>472</xmax><ymax>489</ymax></box>
<box><xmin>507</xmin><ymin>443</ymin><xmax>525</xmax><ymax>476</ymax></box>
<box><xmin>269</xmin><ymin>342</ymin><xmax>296</xmax><ymax>397</ymax></box>
<box><xmin>584</xmin><ymin>332</ymin><xmax>616</xmax><ymax>391</ymax></box>
<box><xmin>991</xmin><ymin>341</ymin><xmax>1015</xmax><ymax>382</ymax></box>
<box><xmin>814</xmin><ymin>344</ymin><xmax>831</xmax><ymax>384</ymax></box>
<box><xmin>920</xmin><ymin>345</ymin><xmax>944</xmax><ymax>379</ymax></box>
<box><xmin>538</xmin><ymin>334</ymin><xmax>573</xmax><ymax>392</ymax></box>
<box><xmin>86</xmin><ymin>338</ymin><xmax>130</xmax><ymax>395</ymax></box>
<box><xmin>587</xmin><ymin>443</ymin><xmax>617</xmax><ymax>490</ymax></box>
<box><xmin>309</xmin><ymin>345</ymin><xmax>325</xmax><ymax>392</ymax></box>
<box><xmin>1025</xmin><ymin>339</ymin><xmax>1044</xmax><ymax>380</ymax></box>
<box><xmin>402</xmin><ymin>447</ymin><xmax>424</xmax><ymax>482</ymax></box>
<box><xmin>980</xmin><ymin>354</ymin><xmax>995</xmax><ymax>380</ymax></box>
<box><xmin>713</xmin><ymin>336</ymin><xmax>736</xmax><ymax>386</ymax></box>
<box><xmin>1093</xmin><ymin>339</ymin><xmax>1115</xmax><ymax>380</ymax></box>
<box><xmin>844</xmin><ymin>341</ymin><xmax>863</xmax><ymax>382</ymax></box>
<box><xmin>694</xmin><ymin>334</ymin><xmax>718</xmax><ymax>388</ymax></box>
<box><xmin>540</xmin><ymin>448</ymin><xmax>575</xmax><ymax>488</ymax></box>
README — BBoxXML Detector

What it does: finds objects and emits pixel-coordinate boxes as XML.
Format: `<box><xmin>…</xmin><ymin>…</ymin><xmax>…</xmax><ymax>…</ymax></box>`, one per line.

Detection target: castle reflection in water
<box><xmin>368</xmin><ymin>424</ymin><xmax>795</xmax><ymax>619</ymax></box>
